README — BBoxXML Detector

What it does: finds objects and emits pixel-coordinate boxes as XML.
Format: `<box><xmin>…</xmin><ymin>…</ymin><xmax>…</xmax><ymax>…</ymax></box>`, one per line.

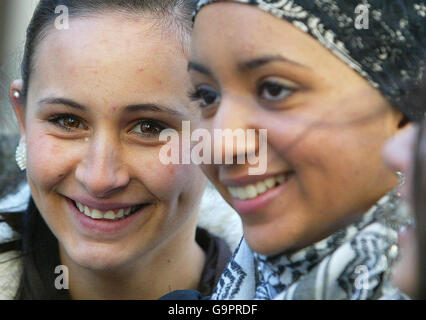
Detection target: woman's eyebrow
<box><xmin>237</xmin><ymin>55</ymin><xmax>310</xmax><ymax>72</ymax></box>
<box><xmin>38</xmin><ymin>97</ymin><xmax>87</xmax><ymax>111</ymax></box>
<box><xmin>38</xmin><ymin>97</ymin><xmax>184</xmax><ymax>116</ymax></box>
<box><xmin>187</xmin><ymin>61</ymin><xmax>213</xmax><ymax>77</ymax></box>
<box><xmin>188</xmin><ymin>55</ymin><xmax>309</xmax><ymax>76</ymax></box>
<box><xmin>125</xmin><ymin>104</ymin><xmax>185</xmax><ymax>116</ymax></box>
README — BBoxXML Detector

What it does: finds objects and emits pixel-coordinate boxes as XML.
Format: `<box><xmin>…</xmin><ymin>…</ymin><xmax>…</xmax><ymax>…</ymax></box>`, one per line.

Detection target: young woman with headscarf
<box><xmin>181</xmin><ymin>0</ymin><xmax>425</xmax><ymax>300</ymax></box>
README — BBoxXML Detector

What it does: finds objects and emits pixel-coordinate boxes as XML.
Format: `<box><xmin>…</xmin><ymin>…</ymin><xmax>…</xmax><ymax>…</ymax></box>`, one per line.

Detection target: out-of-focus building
<box><xmin>0</xmin><ymin>0</ymin><xmax>38</xmax><ymax>135</ymax></box>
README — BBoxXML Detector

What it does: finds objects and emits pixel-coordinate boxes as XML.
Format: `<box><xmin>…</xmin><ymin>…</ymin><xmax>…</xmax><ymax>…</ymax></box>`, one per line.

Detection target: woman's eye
<box><xmin>189</xmin><ymin>85</ymin><xmax>221</xmax><ymax>108</ymax></box>
<box><xmin>48</xmin><ymin>114</ymin><xmax>86</xmax><ymax>131</ymax></box>
<box><xmin>130</xmin><ymin>120</ymin><xmax>165</xmax><ymax>137</ymax></box>
<box><xmin>258</xmin><ymin>81</ymin><xmax>293</xmax><ymax>101</ymax></box>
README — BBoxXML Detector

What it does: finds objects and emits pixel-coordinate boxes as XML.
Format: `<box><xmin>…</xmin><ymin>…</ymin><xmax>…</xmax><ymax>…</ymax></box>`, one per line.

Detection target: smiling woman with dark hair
<box><xmin>0</xmin><ymin>0</ymin><xmax>237</xmax><ymax>300</ymax></box>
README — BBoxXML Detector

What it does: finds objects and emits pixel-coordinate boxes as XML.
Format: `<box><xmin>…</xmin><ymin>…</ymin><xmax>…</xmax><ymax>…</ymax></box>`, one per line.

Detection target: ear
<box><xmin>389</xmin><ymin>108</ymin><xmax>410</xmax><ymax>135</ymax></box>
<box><xmin>397</xmin><ymin>114</ymin><xmax>410</xmax><ymax>130</ymax></box>
<box><xmin>10</xmin><ymin>79</ymin><xmax>26</xmax><ymax>136</ymax></box>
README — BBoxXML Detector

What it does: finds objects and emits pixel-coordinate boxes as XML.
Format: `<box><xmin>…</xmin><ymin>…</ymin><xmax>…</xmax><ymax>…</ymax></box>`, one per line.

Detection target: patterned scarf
<box><xmin>211</xmin><ymin>191</ymin><xmax>412</xmax><ymax>300</ymax></box>
<box><xmin>193</xmin><ymin>0</ymin><xmax>426</xmax><ymax>121</ymax></box>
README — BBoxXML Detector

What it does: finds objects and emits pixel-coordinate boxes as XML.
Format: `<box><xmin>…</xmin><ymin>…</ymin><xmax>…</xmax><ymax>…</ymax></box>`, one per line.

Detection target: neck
<box><xmin>59</xmin><ymin>225</ymin><xmax>206</xmax><ymax>300</ymax></box>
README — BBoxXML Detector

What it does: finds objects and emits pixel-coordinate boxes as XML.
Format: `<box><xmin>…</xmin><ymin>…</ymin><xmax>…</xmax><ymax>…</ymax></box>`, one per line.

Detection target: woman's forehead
<box><xmin>28</xmin><ymin>15</ymin><xmax>192</xmax><ymax>114</ymax></box>
<box><xmin>191</xmin><ymin>5</ymin><xmax>363</xmax><ymax>86</ymax></box>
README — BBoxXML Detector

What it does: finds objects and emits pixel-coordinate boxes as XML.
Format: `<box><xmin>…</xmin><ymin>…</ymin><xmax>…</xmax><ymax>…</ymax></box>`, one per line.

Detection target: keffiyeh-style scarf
<box><xmin>211</xmin><ymin>191</ymin><xmax>411</xmax><ymax>300</ymax></box>
<box><xmin>194</xmin><ymin>0</ymin><xmax>426</xmax><ymax>121</ymax></box>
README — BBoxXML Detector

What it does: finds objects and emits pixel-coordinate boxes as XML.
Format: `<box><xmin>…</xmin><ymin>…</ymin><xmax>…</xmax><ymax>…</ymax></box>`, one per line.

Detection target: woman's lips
<box><xmin>65</xmin><ymin>197</ymin><xmax>150</xmax><ymax>235</ymax></box>
<box><xmin>225</xmin><ymin>172</ymin><xmax>293</xmax><ymax>215</ymax></box>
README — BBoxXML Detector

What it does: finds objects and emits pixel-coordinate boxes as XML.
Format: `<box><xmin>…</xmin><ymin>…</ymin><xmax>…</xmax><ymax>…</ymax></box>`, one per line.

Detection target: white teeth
<box><xmin>103</xmin><ymin>211</ymin><xmax>116</xmax><ymax>220</ymax></box>
<box><xmin>84</xmin><ymin>206</ymin><xmax>91</xmax><ymax>217</ymax></box>
<box><xmin>265</xmin><ymin>178</ymin><xmax>275</xmax><ymax>189</ymax></box>
<box><xmin>74</xmin><ymin>201</ymin><xmax>139</xmax><ymax>220</ymax></box>
<box><xmin>91</xmin><ymin>209</ymin><xmax>104</xmax><ymax>220</ymax></box>
<box><xmin>228</xmin><ymin>188</ymin><xmax>239</xmax><ymax>198</ymax></box>
<box><xmin>227</xmin><ymin>173</ymin><xmax>289</xmax><ymax>200</ymax></box>
<box><xmin>276</xmin><ymin>175</ymin><xmax>286</xmax><ymax>184</ymax></box>
<box><xmin>256</xmin><ymin>181</ymin><xmax>267</xmax><ymax>194</ymax></box>
<box><xmin>117</xmin><ymin>209</ymin><xmax>124</xmax><ymax>218</ymax></box>
<box><xmin>237</xmin><ymin>188</ymin><xmax>247</xmax><ymax>200</ymax></box>
<box><xmin>245</xmin><ymin>185</ymin><xmax>257</xmax><ymax>199</ymax></box>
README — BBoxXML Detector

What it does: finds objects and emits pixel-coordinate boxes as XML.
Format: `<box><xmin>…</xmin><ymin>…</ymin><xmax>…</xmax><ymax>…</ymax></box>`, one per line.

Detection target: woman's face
<box><xmin>14</xmin><ymin>13</ymin><xmax>206</xmax><ymax>270</ymax></box>
<box><xmin>189</xmin><ymin>3</ymin><xmax>403</xmax><ymax>255</ymax></box>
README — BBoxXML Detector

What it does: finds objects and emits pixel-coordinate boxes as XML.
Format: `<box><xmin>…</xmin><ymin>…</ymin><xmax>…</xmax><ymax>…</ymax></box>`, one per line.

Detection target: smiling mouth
<box><xmin>72</xmin><ymin>200</ymin><xmax>145</xmax><ymax>221</ymax></box>
<box><xmin>227</xmin><ymin>172</ymin><xmax>293</xmax><ymax>200</ymax></box>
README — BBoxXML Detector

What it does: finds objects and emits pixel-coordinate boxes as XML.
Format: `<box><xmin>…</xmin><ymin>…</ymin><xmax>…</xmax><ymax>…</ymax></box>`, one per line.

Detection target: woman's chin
<box><xmin>63</xmin><ymin>243</ymin><xmax>134</xmax><ymax>272</ymax></box>
<box><xmin>244</xmin><ymin>225</ymin><xmax>301</xmax><ymax>256</ymax></box>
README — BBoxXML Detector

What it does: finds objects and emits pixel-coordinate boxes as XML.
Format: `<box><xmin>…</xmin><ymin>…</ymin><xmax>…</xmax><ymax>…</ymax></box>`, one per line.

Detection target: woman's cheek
<box><xmin>200</xmin><ymin>163</ymin><xmax>216</xmax><ymax>183</ymax></box>
<box><xmin>26</xmin><ymin>134</ymin><xmax>79</xmax><ymax>189</ymax></box>
<box><xmin>130</xmin><ymin>144</ymin><xmax>191</xmax><ymax>200</ymax></box>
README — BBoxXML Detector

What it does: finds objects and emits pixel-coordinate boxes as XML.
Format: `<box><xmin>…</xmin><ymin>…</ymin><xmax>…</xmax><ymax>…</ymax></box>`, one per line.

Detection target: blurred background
<box><xmin>1</xmin><ymin>0</ymin><xmax>38</xmax><ymax>134</ymax></box>
<box><xmin>0</xmin><ymin>1</ymin><xmax>37</xmax><ymax>202</ymax></box>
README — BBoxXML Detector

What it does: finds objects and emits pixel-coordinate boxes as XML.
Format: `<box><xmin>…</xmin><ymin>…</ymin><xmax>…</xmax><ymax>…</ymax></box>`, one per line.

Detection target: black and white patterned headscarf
<box><xmin>211</xmin><ymin>191</ymin><xmax>412</xmax><ymax>300</ymax></box>
<box><xmin>193</xmin><ymin>0</ymin><xmax>426</xmax><ymax>121</ymax></box>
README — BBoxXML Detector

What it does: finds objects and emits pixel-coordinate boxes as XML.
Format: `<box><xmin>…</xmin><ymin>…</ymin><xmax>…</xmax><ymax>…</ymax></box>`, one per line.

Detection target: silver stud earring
<box><xmin>396</xmin><ymin>171</ymin><xmax>405</xmax><ymax>186</ymax></box>
<box><xmin>15</xmin><ymin>139</ymin><xmax>27</xmax><ymax>171</ymax></box>
<box><xmin>12</xmin><ymin>90</ymin><xmax>21</xmax><ymax>99</ymax></box>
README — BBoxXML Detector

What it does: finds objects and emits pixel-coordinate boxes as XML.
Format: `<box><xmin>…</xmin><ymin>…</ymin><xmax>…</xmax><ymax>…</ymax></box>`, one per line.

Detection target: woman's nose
<box><xmin>75</xmin><ymin>133</ymin><xmax>130</xmax><ymax>197</ymax></box>
<box><xmin>211</xmin><ymin>96</ymin><xmax>259</xmax><ymax>166</ymax></box>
